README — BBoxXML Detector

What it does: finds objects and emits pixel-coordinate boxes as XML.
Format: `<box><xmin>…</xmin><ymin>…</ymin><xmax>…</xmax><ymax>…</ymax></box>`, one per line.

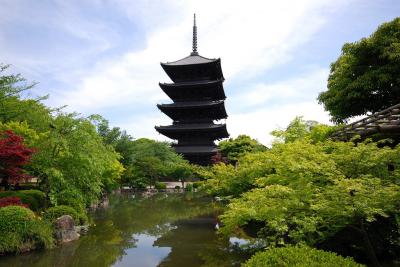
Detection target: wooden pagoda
<box><xmin>155</xmin><ymin>14</ymin><xmax>229</xmax><ymax>165</ymax></box>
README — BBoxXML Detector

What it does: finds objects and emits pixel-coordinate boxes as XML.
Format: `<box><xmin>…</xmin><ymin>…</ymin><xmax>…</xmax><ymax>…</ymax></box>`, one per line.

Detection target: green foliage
<box><xmin>0</xmin><ymin>65</ymin><xmax>123</xmax><ymax>209</ymax></box>
<box><xmin>271</xmin><ymin>116</ymin><xmax>336</xmax><ymax>144</ymax></box>
<box><xmin>119</xmin><ymin>138</ymin><xmax>188</xmax><ymax>188</ymax></box>
<box><xmin>219</xmin><ymin>135</ymin><xmax>266</xmax><ymax>162</ymax></box>
<box><xmin>54</xmin><ymin>188</ymin><xmax>85</xmax><ymax>212</ymax></box>
<box><xmin>219</xmin><ymin>139</ymin><xmax>400</xmax><ymax>242</ymax></box>
<box><xmin>18</xmin><ymin>190</ymin><xmax>46</xmax><ymax>209</ymax></box>
<box><xmin>167</xmin><ymin>161</ymin><xmax>193</xmax><ymax>182</ymax></box>
<box><xmin>211</xmin><ymin>138</ymin><xmax>400</xmax><ymax>265</ymax></box>
<box><xmin>155</xmin><ymin>182</ymin><xmax>167</xmax><ymax>190</ymax></box>
<box><xmin>318</xmin><ymin>18</ymin><xmax>400</xmax><ymax>123</ymax></box>
<box><xmin>243</xmin><ymin>246</ymin><xmax>364</xmax><ymax>267</ymax></box>
<box><xmin>0</xmin><ymin>206</ymin><xmax>53</xmax><ymax>253</ymax></box>
<box><xmin>186</xmin><ymin>183</ymin><xmax>193</xmax><ymax>192</ymax></box>
<box><xmin>0</xmin><ymin>190</ymin><xmax>44</xmax><ymax>211</ymax></box>
<box><xmin>192</xmin><ymin>181</ymin><xmax>202</xmax><ymax>189</ymax></box>
<box><xmin>44</xmin><ymin>205</ymin><xmax>88</xmax><ymax>225</ymax></box>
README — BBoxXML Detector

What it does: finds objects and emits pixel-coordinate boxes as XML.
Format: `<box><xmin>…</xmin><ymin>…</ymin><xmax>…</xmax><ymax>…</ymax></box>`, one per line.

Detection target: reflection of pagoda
<box><xmin>155</xmin><ymin>14</ymin><xmax>229</xmax><ymax>165</ymax></box>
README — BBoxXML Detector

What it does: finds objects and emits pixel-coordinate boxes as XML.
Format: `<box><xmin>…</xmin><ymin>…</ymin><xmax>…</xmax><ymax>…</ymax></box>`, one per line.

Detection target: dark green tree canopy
<box><xmin>218</xmin><ymin>134</ymin><xmax>266</xmax><ymax>163</ymax></box>
<box><xmin>318</xmin><ymin>17</ymin><xmax>400</xmax><ymax>123</ymax></box>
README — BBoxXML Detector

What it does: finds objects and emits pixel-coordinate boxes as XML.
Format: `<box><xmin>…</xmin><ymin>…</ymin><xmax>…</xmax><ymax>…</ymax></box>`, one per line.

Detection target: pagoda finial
<box><xmin>191</xmin><ymin>13</ymin><xmax>198</xmax><ymax>55</ymax></box>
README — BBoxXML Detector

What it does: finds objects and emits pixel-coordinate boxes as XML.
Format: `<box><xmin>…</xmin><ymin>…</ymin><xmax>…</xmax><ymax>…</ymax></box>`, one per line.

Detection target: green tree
<box><xmin>271</xmin><ymin>116</ymin><xmax>335</xmax><ymax>143</ymax></box>
<box><xmin>219</xmin><ymin>135</ymin><xmax>266</xmax><ymax>163</ymax></box>
<box><xmin>217</xmin><ymin>139</ymin><xmax>400</xmax><ymax>266</ymax></box>
<box><xmin>167</xmin><ymin>161</ymin><xmax>193</xmax><ymax>188</ymax></box>
<box><xmin>318</xmin><ymin>18</ymin><xmax>400</xmax><ymax>123</ymax></box>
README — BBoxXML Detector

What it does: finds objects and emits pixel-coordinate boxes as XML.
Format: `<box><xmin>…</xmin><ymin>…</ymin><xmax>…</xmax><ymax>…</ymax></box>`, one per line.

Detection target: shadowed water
<box><xmin>0</xmin><ymin>192</ymin><xmax>250</xmax><ymax>267</ymax></box>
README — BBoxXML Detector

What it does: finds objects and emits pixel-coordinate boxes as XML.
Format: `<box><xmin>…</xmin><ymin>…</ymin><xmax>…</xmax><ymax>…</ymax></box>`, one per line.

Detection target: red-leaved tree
<box><xmin>0</xmin><ymin>130</ymin><xmax>36</xmax><ymax>188</ymax></box>
<box><xmin>211</xmin><ymin>152</ymin><xmax>228</xmax><ymax>165</ymax></box>
<box><xmin>0</xmin><ymin>196</ymin><xmax>28</xmax><ymax>208</ymax></box>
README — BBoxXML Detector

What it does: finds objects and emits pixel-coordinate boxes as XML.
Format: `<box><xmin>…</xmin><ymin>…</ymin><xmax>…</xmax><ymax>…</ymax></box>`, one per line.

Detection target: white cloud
<box><xmin>2</xmin><ymin>0</ymin><xmax>352</xmax><ymax>141</ymax></box>
<box><xmin>54</xmin><ymin>0</ymin><xmax>349</xmax><ymax>112</ymax></box>
<box><xmin>228</xmin><ymin>101</ymin><xmax>331</xmax><ymax>146</ymax></box>
<box><xmin>231</xmin><ymin>68</ymin><xmax>329</xmax><ymax>108</ymax></box>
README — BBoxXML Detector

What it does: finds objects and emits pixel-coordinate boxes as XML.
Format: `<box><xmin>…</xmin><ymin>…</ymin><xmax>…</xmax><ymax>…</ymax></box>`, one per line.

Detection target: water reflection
<box><xmin>0</xmin><ymin>193</ymin><xmax>250</xmax><ymax>267</ymax></box>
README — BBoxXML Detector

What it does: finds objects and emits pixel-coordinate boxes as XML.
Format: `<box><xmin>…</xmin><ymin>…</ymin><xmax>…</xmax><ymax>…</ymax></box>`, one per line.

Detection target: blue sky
<box><xmin>1</xmin><ymin>0</ymin><xmax>399</xmax><ymax>145</ymax></box>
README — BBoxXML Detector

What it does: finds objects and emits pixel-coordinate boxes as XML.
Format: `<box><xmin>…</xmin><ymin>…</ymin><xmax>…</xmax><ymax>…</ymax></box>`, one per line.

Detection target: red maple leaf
<box><xmin>0</xmin><ymin>130</ymin><xmax>36</xmax><ymax>186</ymax></box>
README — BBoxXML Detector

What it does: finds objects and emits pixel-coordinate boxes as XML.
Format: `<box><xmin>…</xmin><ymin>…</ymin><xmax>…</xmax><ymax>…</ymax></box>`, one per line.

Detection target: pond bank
<box><xmin>0</xmin><ymin>192</ymin><xmax>251</xmax><ymax>267</ymax></box>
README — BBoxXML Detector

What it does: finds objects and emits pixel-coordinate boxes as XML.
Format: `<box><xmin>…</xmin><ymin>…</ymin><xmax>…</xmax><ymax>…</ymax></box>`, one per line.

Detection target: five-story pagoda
<box><xmin>155</xmin><ymin>14</ymin><xmax>229</xmax><ymax>165</ymax></box>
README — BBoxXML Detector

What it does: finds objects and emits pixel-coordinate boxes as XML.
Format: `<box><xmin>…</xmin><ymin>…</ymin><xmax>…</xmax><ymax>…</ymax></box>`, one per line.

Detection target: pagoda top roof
<box><xmin>161</xmin><ymin>54</ymin><xmax>218</xmax><ymax>66</ymax></box>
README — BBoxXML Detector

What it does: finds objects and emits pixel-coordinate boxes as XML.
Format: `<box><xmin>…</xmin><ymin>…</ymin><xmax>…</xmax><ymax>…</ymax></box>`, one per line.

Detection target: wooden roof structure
<box><xmin>331</xmin><ymin>103</ymin><xmax>400</xmax><ymax>141</ymax></box>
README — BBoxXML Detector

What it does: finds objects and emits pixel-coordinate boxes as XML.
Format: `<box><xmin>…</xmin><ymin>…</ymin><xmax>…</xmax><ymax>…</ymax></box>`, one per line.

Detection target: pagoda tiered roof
<box><xmin>157</xmin><ymin>100</ymin><xmax>228</xmax><ymax>121</ymax></box>
<box><xmin>173</xmin><ymin>145</ymin><xmax>218</xmax><ymax>154</ymax></box>
<box><xmin>155</xmin><ymin>123</ymin><xmax>228</xmax><ymax>140</ymax></box>
<box><xmin>160</xmin><ymin>58</ymin><xmax>224</xmax><ymax>83</ymax></box>
<box><xmin>159</xmin><ymin>79</ymin><xmax>226</xmax><ymax>102</ymax></box>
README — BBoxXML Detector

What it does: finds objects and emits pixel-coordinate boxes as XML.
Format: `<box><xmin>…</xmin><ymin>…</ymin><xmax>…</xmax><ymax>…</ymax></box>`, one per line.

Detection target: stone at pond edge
<box><xmin>54</xmin><ymin>215</ymin><xmax>80</xmax><ymax>244</ymax></box>
<box><xmin>75</xmin><ymin>225</ymin><xmax>89</xmax><ymax>235</ymax></box>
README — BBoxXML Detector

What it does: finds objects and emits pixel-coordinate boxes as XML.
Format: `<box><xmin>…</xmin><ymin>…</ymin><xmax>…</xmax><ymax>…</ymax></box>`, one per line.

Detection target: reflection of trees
<box><xmin>0</xmin><ymin>193</ymin><xmax>225</xmax><ymax>267</ymax></box>
<box><xmin>155</xmin><ymin>216</ymin><xmax>250</xmax><ymax>267</ymax></box>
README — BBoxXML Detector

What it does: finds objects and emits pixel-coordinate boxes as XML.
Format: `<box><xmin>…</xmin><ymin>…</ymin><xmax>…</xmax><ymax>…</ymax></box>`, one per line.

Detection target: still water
<box><xmin>0</xmin><ymin>192</ymin><xmax>250</xmax><ymax>267</ymax></box>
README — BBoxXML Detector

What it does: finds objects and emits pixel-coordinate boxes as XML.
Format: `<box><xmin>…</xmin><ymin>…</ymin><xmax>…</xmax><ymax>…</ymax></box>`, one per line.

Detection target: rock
<box><xmin>54</xmin><ymin>215</ymin><xmax>80</xmax><ymax>244</ymax></box>
<box><xmin>75</xmin><ymin>225</ymin><xmax>89</xmax><ymax>235</ymax></box>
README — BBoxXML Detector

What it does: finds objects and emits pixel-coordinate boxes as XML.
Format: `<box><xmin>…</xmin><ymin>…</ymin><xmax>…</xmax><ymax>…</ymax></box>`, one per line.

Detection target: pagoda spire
<box><xmin>191</xmin><ymin>13</ymin><xmax>198</xmax><ymax>55</ymax></box>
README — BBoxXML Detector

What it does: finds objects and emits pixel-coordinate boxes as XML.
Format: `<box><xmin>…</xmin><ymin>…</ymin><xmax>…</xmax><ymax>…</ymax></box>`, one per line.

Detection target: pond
<box><xmin>0</xmin><ymin>192</ymin><xmax>251</xmax><ymax>267</ymax></box>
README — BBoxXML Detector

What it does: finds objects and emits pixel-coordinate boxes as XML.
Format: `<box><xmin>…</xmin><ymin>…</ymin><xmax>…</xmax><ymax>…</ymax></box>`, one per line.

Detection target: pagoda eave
<box><xmin>157</xmin><ymin>101</ymin><xmax>228</xmax><ymax>121</ymax></box>
<box><xmin>173</xmin><ymin>145</ymin><xmax>218</xmax><ymax>154</ymax></box>
<box><xmin>155</xmin><ymin>124</ymin><xmax>229</xmax><ymax>140</ymax></box>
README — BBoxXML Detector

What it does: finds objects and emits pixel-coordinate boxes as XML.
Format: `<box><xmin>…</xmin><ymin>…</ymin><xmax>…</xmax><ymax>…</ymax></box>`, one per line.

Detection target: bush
<box><xmin>185</xmin><ymin>183</ymin><xmax>193</xmax><ymax>192</ymax></box>
<box><xmin>155</xmin><ymin>182</ymin><xmax>167</xmax><ymax>190</ymax></box>
<box><xmin>0</xmin><ymin>197</ymin><xmax>28</xmax><ymax>208</ymax></box>
<box><xmin>192</xmin><ymin>182</ymin><xmax>201</xmax><ymax>189</ymax></box>
<box><xmin>44</xmin><ymin>205</ymin><xmax>88</xmax><ymax>225</ymax></box>
<box><xmin>0</xmin><ymin>191</ymin><xmax>39</xmax><ymax>211</ymax></box>
<box><xmin>19</xmin><ymin>190</ymin><xmax>46</xmax><ymax>208</ymax></box>
<box><xmin>0</xmin><ymin>206</ymin><xmax>53</xmax><ymax>254</ymax></box>
<box><xmin>174</xmin><ymin>185</ymin><xmax>181</xmax><ymax>189</ymax></box>
<box><xmin>0</xmin><ymin>190</ymin><xmax>46</xmax><ymax>211</ymax></box>
<box><xmin>243</xmin><ymin>246</ymin><xmax>365</xmax><ymax>267</ymax></box>
<box><xmin>55</xmin><ymin>189</ymin><xmax>85</xmax><ymax>212</ymax></box>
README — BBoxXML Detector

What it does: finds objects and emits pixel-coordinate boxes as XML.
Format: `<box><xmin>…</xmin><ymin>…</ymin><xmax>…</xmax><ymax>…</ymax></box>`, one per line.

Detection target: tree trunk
<box><xmin>359</xmin><ymin>219</ymin><xmax>381</xmax><ymax>267</ymax></box>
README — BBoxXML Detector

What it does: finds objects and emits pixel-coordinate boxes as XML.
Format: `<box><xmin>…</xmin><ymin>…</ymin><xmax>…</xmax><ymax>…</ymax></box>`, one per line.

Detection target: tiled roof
<box><xmin>162</xmin><ymin>54</ymin><xmax>217</xmax><ymax>66</ymax></box>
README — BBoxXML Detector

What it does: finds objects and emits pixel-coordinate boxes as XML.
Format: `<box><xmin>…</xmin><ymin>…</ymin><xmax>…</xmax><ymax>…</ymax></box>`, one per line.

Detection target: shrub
<box><xmin>19</xmin><ymin>190</ymin><xmax>46</xmax><ymax>208</ymax></box>
<box><xmin>155</xmin><ymin>182</ymin><xmax>167</xmax><ymax>190</ymax></box>
<box><xmin>0</xmin><ymin>206</ymin><xmax>53</xmax><ymax>254</ymax></box>
<box><xmin>243</xmin><ymin>246</ymin><xmax>365</xmax><ymax>267</ymax></box>
<box><xmin>0</xmin><ymin>197</ymin><xmax>28</xmax><ymax>208</ymax></box>
<box><xmin>43</xmin><ymin>205</ymin><xmax>88</xmax><ymax>225</ymax></box>
<box><xmin>192</xmin><ymin>182</ymin><xmax>201</xmax><ymax>189</ymax></box>
<box><xmin>174</xmin><ymin>185</ymin><xmax>181</xmax><ymax>189</ymax></box>
<box><xmin>55</xmin><ymin>189</ymin><xmax>85</xmax><ymax>212</ymax></box>
<box><xmin>0</xmin><ymin>190</ymin><xmax>46</xmax><ymax>211</ymax></box>
<box><xmin>0</xmin><ymin>191</ymin><xmax>38</xmax><ymax>211</ymax></box>
<box><xmin>185</xmin><ymin>183</ymin><xmax>193</xmax><ymax>192</ymax></box>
